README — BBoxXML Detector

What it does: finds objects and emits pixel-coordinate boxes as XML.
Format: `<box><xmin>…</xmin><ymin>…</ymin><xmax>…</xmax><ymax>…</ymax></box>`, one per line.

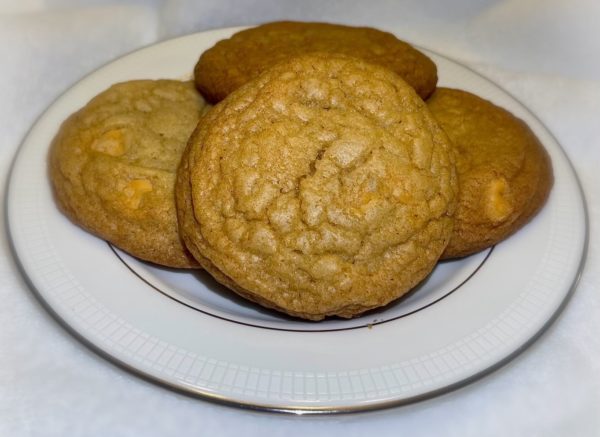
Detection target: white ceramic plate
<box><xmin>6</xmin><ymin>27</ymin><xmax>588</xmax><ymax>413</ymax></box>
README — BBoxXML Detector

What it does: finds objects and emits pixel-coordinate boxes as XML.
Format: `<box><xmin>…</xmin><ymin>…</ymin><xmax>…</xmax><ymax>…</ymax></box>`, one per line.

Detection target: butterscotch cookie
<box><xmin>177</xmin><ymin>53</ymin><xmax>457</xmax><ymax>320</ymax></box>
<box><xmin>49</xmin><ymin>80</ymin><xmax>207</xmax><ymax>268</ymax></box>
<box><xmin>194</xmin><ymin>21</ymin><xmax>437</xmax><ymax>103</ymax></box>
<box><xmin>427</xmin><ymin>88</ymin><xmax>553</xmax><ymax>259</ymax></box>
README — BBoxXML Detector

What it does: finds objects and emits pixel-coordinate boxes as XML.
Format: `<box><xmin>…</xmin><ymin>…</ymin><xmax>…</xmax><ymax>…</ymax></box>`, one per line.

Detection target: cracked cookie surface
<box><xmin>50</xmin><ymin>80</ymin><xmax>207</xmax><ymax>268</ymax></box>
<box><xmin>194</xmin><ymin>21</ymin><xmax>438</xmax><ymax>103</ymax></box>
<box><xmin>178</xmin><ymin>54</ymin><xmax>457</xmax><ymax>320</ymax></box>
<box><xmin>427</xmin><ymin>88</ymin><xmax>553</xmax><ymax>259</ymax></box>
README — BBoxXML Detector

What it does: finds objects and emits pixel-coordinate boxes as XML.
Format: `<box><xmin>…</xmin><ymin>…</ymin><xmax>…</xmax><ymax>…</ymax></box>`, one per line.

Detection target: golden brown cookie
<box><xmin>49</xmin><ymin>80</ymin><xmax>207</xmax><ymax>268</ymax></box>
<box><xmin>177</xmin><ymin>53</ymin><xmax>457</xmax><ymax>320</ymax></box>
<box><xmin>427</xmin><ymin>88</ymin><xmax>553</xmax><ymax>259</ymax></box>
<box><xmin>194</xmin><ymin>21</ymin><xmax>437</xmax><ymax>103</ymax></box>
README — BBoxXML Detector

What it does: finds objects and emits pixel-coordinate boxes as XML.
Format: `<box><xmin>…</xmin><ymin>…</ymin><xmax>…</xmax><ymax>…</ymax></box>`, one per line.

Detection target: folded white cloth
<box><xmin>1</xmin><ymin>1</ymin><xmax>598</xmax><ymax>435</ymax></box>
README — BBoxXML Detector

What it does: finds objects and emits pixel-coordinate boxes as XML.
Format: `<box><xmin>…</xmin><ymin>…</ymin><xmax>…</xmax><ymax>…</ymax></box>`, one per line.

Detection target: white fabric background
<box><xmin>1</xmin><ymin>0</ymin><xmax>599</xmax><ymax>435</ymax></box>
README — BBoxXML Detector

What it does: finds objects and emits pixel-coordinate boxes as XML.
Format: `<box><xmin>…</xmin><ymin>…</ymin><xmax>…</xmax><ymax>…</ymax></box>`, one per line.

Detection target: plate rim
<box><xmin>4</xmin><ymin>25</ymin><xmax>590</xmax><ymax>414</ymax></box>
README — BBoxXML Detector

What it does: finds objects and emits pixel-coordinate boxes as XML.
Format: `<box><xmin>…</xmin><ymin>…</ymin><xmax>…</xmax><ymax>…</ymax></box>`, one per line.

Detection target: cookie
<box><xmin>49</xmin><ymin>80</ymin><xmax>207</xmax><ymax>268</ymax></box>
<box><xmin>177</xmin><ymin>53</ymin><xmax>457</xmax><ymax>320</ymax></box>
<box><xmin>194</xmin><ymin>21</ymin><xmax>437</xmax><ymax>103</ymax></box>
<box><xmin>427</xmin><ymin>88</ymin><xmax>553</xmax><ymax>259</ymax></box>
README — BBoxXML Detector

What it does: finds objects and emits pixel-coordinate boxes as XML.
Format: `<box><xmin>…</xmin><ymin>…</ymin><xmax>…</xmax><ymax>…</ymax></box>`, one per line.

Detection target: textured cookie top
<box><xmin>50</xmin><ymin>80</ymin><xmax>207</xmax><ymax>268</ymax></box>
<box><xmin>427</xmin><ymin>88</ymin><xmax>553</xmax><ymax>259</ymax></box>
<box><xmin>194</xmin><ymin>21</ymin><xmax>437</xmax><ymax>102</ymax></box>
<box><xmin>179</xmin><ymin>54</ymin><xmax>457</xmax><ymax>320</ymax></box>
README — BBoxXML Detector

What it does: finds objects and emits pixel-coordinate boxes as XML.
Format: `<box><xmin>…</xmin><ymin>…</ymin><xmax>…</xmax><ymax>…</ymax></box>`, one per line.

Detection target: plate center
<box><xmin>111</xmin><ymin>246</ymin><xmax>491</xmax><ymax>331</ymax></box>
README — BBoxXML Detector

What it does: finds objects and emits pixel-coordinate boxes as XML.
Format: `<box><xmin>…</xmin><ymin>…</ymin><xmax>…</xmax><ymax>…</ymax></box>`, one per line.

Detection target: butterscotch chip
<box><xmin>177</xmin><ymin>54</ymin><xmax>457</xmax><ymax>320</ymax></box>
<box><xmin>427</xmin><ymin>88</ymin><xmax>553</xmax><ymax>259</ymax></box>
<box><xmin>49</xmin><ymin>80</ymin><xmax>207</xmax><ymax>268</ymax></box>
<box><xmin>194</xmin><ymin>21</ymin><xmax>437</xmax><ymax>103</ymax></box>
